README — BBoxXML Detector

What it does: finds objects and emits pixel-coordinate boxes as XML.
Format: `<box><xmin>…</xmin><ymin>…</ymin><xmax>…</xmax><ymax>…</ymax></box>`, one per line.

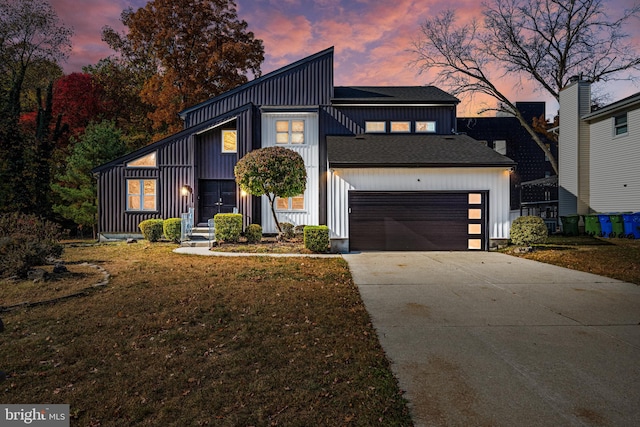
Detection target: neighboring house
<box><xmin>558</xmin><ymin>78</ymin><xmax>640</xmax><ymax>218</ymax></box>
<box><xmin>457</xmin><ymin>103</ymin><xmax>559</xmax><ymax>231</ymax></box>
<box><xmin>93</xmin><ymin>47</ymin><xmax>515</xmax><ymax>251</ymax></box>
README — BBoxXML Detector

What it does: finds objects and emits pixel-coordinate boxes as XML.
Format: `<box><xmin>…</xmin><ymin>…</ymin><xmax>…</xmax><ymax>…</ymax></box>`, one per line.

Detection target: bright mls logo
<box><xmin>1</xmin><ymin>405</ymin><xmax>69</xmax><ymax>426</ymax></box>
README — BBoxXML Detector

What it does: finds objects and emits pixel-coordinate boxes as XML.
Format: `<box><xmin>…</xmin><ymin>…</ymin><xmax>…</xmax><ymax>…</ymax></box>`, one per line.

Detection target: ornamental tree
<box><xmin>234</xmin><ymin>146</ymin><xmax>306</xmax><ymax>233</ymax></box>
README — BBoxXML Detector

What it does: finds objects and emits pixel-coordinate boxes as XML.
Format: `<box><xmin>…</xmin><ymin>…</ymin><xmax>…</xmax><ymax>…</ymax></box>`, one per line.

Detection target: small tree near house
<box><xmin>234</xmin><ymin>146</ymin><xmax>306</xmax><ymax>233</ymax></box>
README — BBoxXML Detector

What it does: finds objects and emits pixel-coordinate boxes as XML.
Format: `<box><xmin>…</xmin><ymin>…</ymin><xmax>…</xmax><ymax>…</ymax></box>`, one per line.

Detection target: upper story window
<box><xmin>365</xmin><ymin>121</ymin><xmax>386</xmax><ymax>133</ymax></box>
<box><xmin>614</xmin><ymin>113</ymin><xmax>628</xmax><ymax>136</ymax></box>
<box><xmin>416</xmin><ymin>121</ymin><xmax>436</xmax><ymax>133</ymax></box>
<box><xmin>126</xmin><ymin>152</ymin><xmax>156</xmax><ymax>168</ymax></box>
<box><xmin>276</xmin><ymin>120</ymin><xmax>305</xmax><ymax>144</ymax></box>
<box><xmin>127</xmin><ymin>179</ymin><xmax>157</xmax><ymax>211</ymax></box>
<box><xmin>222</xmin><ymin>129</ymin><xmax>237</xmax><ymax>153</ymax></box>
<box><xmin>390</xmin><ymin>121</ymin><xmax>411</xmax><ymax>133</ymax></box>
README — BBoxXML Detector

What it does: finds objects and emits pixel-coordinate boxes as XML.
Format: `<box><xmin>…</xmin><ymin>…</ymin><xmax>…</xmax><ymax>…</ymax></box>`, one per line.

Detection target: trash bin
<box><xmin>622</xmin><ymin>212</ymin><xmax>640</xmax><ymax>239</ymax></box>
<box><xmin>583</xmin><ymin>214</ymin><xmax>601</xmax><ymax>237</ymax></box>
<box><xmin>560</xmin><ymin>214</ymin><xmax>580</xmax><ymax>236</ymax></box>
<box><xmin>598</xmin><ymin>214</ymin><xmax>613</xmax><ymax>238</ymax></box>
<box><xmin>610</xmin><ymin>213</ymin><xmax>624</xmax><ymax>238</ymax></box>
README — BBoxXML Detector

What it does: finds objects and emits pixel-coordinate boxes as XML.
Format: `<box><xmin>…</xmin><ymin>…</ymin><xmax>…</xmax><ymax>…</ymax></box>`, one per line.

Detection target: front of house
<box><xmin>93</xmin><ymin>47</ymin><xmax>515</xmax><ymax>251</ymax></box>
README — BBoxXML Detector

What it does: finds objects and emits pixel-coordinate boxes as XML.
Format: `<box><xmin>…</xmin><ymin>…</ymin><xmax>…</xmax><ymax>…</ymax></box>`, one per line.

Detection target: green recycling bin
<box><xmin>583</xmin><ymin>214</ymin><xmax>601</xmax><ymax>236</ymax></box>
<box><xmin>609</xmin><ymin>213</ymin><xmax>625</xmax><ymax>238</ymax></box>
<box><xmin>560</xmin><ymin>214</ymin><xmax>580</xmax><ymax>236</ymax></box>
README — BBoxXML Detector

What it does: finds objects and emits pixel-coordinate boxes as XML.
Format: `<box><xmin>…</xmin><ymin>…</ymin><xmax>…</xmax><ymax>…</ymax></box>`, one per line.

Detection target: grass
<box><xmin>502</xmin><ymin>235</ymin><xmax>640</xmax><ymax>285</ymax></box>
<box><xmin>0</xmin><ymin>242</ymin><xmax>412</xmax><ymax>426</ymax></box>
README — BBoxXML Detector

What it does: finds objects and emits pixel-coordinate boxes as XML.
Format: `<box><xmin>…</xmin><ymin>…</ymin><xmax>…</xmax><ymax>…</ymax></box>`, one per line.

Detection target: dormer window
<box><xmin>126</xmin><ymin>152</ymin><xmax>157</xmax><ymax>168</ymax></box>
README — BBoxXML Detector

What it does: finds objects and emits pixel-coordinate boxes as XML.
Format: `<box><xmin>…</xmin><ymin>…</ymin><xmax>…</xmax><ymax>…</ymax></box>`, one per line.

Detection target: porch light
<box><xmin>180</xmin><ymin>185</ymin><xmax>192</xmax><ymax>197</ymax></box>
<box><xmin>240</xmin><ymin>189</ymin><xmax>248</xmax><ymax>197</ymax></box>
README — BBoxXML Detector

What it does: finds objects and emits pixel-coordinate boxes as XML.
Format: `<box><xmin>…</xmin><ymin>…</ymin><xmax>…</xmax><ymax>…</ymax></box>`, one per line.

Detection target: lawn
<box><xmin>502</xmin><ymin>235</ymin><xmax>640</xmax><ymax>285</ymax></box>
<box><xmin>0</xmin><ymin>242</ymin><xmax>412</xmax><ymax>426</ymax></box>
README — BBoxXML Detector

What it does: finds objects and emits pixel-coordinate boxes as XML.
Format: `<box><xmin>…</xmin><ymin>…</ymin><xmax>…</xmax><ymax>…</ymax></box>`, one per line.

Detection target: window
<box><xmin>276</xmin><ymin>194</ymin><xmax>304</xmax><ymax>211</ymax></box>
<box><xmin>365</xmin><ymin>121</ymin><xmax>386</xmax><ymax>133</ymax></box>
<box><xmin>222</xmin><ymin>129</ymin><xmax>237</xmax><ymax>153</ymax></box>
<box><xmin>415</xmin><ymin>121</ymin><xmax>436</xmax><ymax>133</ymax></box>
<box><xmin>126</xmin><ymin>152</ymin><xmax>156</xmax><ymax>167</ymax></box>
<box><xmin>614</xmin><ymin>113</ymin><xmax>628</xmax><ymax>136</ymax></box>
<box><xmin>127</xmin><ymin>179</ymin><xmax>157</xmax><ymax>211</ymax></box>
<box><xmin>276</xmin><ymin>120</ymin><xmax>305</xmax><ymax>144</ymax></box>
<box><xmin>390</xmin><ymin>121</ymin><xmax>410</xmax><ymax>132</ymax></box>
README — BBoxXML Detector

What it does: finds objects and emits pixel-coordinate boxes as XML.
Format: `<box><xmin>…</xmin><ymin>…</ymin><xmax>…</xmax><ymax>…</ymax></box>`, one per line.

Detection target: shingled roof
<box><xmin>332</xmin><ymin>86</ymin><xmax>460</xmax><ymax>104</ymax></box>
<box><xmin>327</xmin><ymin>134</ymin><xmax>516</xmax><ymax>168</ymax></box>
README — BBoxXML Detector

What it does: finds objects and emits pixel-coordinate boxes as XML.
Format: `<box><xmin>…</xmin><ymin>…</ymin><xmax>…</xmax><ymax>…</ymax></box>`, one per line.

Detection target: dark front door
<box><xmin>199</xmin><ymin>180</ymin><xmax>237</xmax><ymax>224</ymax></box>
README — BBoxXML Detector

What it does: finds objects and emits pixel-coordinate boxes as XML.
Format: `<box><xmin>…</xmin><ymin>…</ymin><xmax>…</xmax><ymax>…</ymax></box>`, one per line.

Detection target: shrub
<box><xmin>163</xmin><ymin>218</ymin><xmax>182</xmax><ymax>243</ymax></box>
<box><xmin>304</xmin><ymin>225</ymin><xmax>330</xmax><ymax>253</ymax></box>
<box><xmin>139</xmin><ymin>219</ymin><xmax>164</xmax><ymax>242</ymax></box>
<box><xmin>294</xmin><ymin>225</ymin><xmax>306</xmax><ymax>236</ymax></box>
<box><xmin>0</xmin><ymin>213</ymin><xmax>63</xmax><ymax>279</ymax></box>
<box><xmin>214</xmin><ymin>214</ymin><xmax>243</xmax><ymax>243</ymax></box>
<box><xmin>510</xmin><ymin>216</ymin><xmax>548</xmax><ymax>246</ymax></box>
<box><xmin>280</xmin><ymin>222</ymin><xmax>295</xmax><ymax>240</ymax></box>
<box><xmin>245</xmin><ymin>224</ymin><xmax>262</xmax><ymax>244</ymax></box>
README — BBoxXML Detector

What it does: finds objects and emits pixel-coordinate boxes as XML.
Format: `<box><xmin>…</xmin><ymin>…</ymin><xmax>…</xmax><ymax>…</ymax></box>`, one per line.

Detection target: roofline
<box><xmin>329</xmin><ymin>162</ymin><xmax>516</xmax><ymax>168</ymax></box>
<box><xmin>178</xmin><ymin>47</ymin><xmax>334</xmax><ymax>119</ymax></box>
<box><xmin>92</xmin><ymin>103</ymin><xmax>253</xmax><ymax>174</ymax></box>
<box><xmin>582</xmin><ymin>91</ymin><xmax>640</xmax><ymax>121</ymax></box>
<box><xmin>330</xmin><ymin>103</ymin><xmax>458</xmax><ymax>107</ymax></box>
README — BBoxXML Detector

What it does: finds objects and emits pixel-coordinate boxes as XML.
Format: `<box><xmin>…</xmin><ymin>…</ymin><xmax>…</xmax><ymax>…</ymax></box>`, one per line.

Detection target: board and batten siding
<box><xmin>260</xmin><ymin>112</ymin><xmax>319</xmax><ymax>233</ymax></box>
<box><xmin>588</xmin><ymin>106</ymin><xmax>640</xmax><ymax>212</ymax></box>
<box><xmin>328</xmin><ymin>167</ymin><xmax>512</xmax><ymax>240</ymax></box>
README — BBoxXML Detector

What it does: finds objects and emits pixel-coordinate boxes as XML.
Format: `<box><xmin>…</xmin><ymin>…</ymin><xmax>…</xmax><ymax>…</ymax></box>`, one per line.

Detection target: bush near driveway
<box><xmin>0</xmin><ymin>242</ymin><xmax>413</xmax><ymax>426</ymax></box>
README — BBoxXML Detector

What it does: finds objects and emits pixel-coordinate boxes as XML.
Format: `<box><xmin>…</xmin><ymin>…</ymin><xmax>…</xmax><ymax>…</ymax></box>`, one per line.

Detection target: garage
<box><xmin>349</xmin><ymin>191</ymin><xmax>488</xmax><ymax>251</ymax></box>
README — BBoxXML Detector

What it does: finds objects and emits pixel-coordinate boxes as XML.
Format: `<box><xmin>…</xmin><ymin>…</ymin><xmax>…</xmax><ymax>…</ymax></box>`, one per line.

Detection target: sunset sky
<box><xmin>48</xmin><ymin>0</ymin><xmax>640</xmax><ymax>118</ymax></box>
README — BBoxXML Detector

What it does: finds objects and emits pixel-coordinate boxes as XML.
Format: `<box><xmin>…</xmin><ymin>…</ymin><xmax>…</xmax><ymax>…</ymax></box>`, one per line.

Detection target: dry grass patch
<box><xmin>0</xmin><ymin>242</ymin><xmax>412</xmax><ymax>426</ymax></box>
<box><xmin>503</xmin><ymin>235</ymin><xmax>640</xmax><ymax>285</ymax></box>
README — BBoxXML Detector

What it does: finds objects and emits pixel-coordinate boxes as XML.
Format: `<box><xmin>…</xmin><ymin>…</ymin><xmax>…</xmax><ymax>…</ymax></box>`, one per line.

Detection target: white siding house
<box><xmin>559</xmin><ymin>79</ymin><xmax>640</xmax><ymax>216</ymax></box>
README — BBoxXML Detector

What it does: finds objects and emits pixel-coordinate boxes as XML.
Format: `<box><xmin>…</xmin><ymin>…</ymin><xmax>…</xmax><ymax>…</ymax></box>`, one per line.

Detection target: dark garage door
<box><xmin>349</xmin><ymin>191</ymin><xmax>488</xmax><ymax>251</ymax></box>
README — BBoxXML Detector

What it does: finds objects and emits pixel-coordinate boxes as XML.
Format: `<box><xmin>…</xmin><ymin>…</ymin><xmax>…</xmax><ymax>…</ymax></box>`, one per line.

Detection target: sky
<box><xmin>48</xmin><ymin>0</ymin><xmax>640</xmax><ymax>118</ymax></box>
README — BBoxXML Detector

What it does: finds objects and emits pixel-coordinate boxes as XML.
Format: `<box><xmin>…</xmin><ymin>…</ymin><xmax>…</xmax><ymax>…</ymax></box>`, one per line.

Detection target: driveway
<box><xmin>342</xmin><ymin>251</ymin><xmax>640</xmax><ymax>427</ymax></box>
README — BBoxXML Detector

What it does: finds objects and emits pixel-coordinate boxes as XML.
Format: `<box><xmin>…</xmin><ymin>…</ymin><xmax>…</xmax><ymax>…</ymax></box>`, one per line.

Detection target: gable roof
<box><xmin>332</xmin><ymin>86</ymin><xmax>459</xmax><ymax>105</ymax></box>
<box><xmin>327</xmin><ymin>134</ymin><xmax>515</xmax><ymax>168</ymax></box>
<box><xmin>178</xmin><ymin>47</ymin><xmax>334</xmax><ymax>119</ymax></box>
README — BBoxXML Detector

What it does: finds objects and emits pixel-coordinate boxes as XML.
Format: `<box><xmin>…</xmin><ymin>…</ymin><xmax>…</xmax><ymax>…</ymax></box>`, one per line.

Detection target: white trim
<box><xmin>194</xmin><ymin>116</ymin><xmax>237</xmax><ymax>135</ymax></box>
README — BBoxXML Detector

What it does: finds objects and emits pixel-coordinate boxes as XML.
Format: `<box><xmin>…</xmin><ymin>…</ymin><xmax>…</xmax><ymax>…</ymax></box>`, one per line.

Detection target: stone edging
<box><xmin>0</xmin><ymin>262</ymin><xmax>110</xmax><ymax>312</ymax></box>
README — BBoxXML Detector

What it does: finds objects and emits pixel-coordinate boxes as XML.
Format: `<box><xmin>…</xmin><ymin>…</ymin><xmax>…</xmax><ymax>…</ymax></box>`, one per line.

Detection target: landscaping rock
<box><xmin>127</xmin><ymin>238</ymin><xmax>138</xmax><ymax>244</ymax></box>
<box><xmin>53</xmin><ymin>263</ymin><xmax>68</xmax><ymax>274</ymax></box>
<box><xmin>27</xmin><ymin>268</ymin><xmax>46</xmax><ymax>282</ymax></box>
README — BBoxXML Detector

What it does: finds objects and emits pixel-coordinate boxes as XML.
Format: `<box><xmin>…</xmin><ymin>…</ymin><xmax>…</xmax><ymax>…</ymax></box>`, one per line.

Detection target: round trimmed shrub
<box><xmin>163</xmin><ymin>218</ymin><xmax>182</xmax><ymax>243</ymax></box>
<box><xmin>510</xmin><ymin>216</ymin><xmax>548</xmax><ymax>246</ymax></box>
<box><xmin>214</xmin><ymin>214</ymin><xmax>242</xmax><ymax>243</ymax></box>
<box><xmin>139</xmin><ymin>219</ymin><xmax>164</xmax><ymax>242</ymax></box>
<box><xmin>245</xmin><ymin>224</ymin><xmax>262</xmax><ymax>243</ymax></box>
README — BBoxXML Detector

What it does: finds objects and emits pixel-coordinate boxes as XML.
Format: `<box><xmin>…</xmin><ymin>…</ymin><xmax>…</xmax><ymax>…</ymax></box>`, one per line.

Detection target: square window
<box><xmin>276</xmin><ymin>121</ymin><xmax>289</xmax><ymax>132</ymax></box>
<box><xmin>365</xmin><ymin>121</ymin><xmax>386</xmax><ymax>133</ymax></box>
<box><xmin>614</xmin><ymin>114</ymin><xmax>628</xmax><ymax>136</ymax></box>
<box><xmin>468</xmin><ymin>239</ymin><xmax>482</xmax><ymax>250</ymax></box>
<box><xmin>468</xmin><ymin>224</ymin><xmax>482</xmax><ymax>234</ymax></box>
<box><xmin>275</xmin><ymin>119</ymin><xmax>305</xmax><ymax>144</ymax></box>
<box><xmin>276</xmin><ymin>197</ymin><xmax>289</xmax><ymax>210</ymax></box>
<box><xmin>276</xmin><ymin>132</ymin><xmax>289</xmax><ymax>144</ymax></box>
<box><xmin>127</xmin><ymin>179</ymin><xmax>157</xmax><ymax>211</ymax></box>
<box><xmin>416</xmin><ymin>121</ymin><xmax>436</xmax><ymax>133</ymax></box>
<box><xmin>291</xmin><ymin>195</ymin><xmax>304</xmax><ymax>210</ymax></box>
<box><xmin>390</xmin><ymin>121</ymin><xmax>410</xmax><ymax>132</ymax></box>
<box><xmin>468</xmin><ymin>193</ymin><xmax>482</xmax><ymax>204</ymax></box>
<box><xmin>222</xmin><ymin>130</ymin><xmax>237</xmax><ymax>153</ymax></box>
<box><xmin>468</xmin><ymin>209</ymin><xmax>482</xmax><ymax>220</ymax></box>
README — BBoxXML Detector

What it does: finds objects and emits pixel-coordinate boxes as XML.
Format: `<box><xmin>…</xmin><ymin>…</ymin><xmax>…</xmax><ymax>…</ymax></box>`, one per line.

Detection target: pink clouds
<box><xmin>46</xmin><ymin>0</ymin><xmax>640</xmax><ymax>117</ymax></box>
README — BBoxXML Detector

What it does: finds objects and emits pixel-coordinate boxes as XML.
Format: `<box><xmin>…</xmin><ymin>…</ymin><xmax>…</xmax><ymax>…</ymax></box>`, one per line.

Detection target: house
<box><xmin>92</xmin><ymin>47</ymin><xmax>515</xmax><ymax>251</ymax></box>
<box><xmin>457</xmin><ymin>103</ymin><xmax>559</xmax><ymax>231</ymax></box>
<box><xmin>558</xmin><ymin>78</ymin><xmax>640</xmax><ymax>218</ymax></box>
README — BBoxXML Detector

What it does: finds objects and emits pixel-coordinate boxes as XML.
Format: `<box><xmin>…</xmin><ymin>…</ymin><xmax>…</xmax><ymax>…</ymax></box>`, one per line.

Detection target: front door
<box><xmin>199</xmin><ymin>180</ymin><xmax>237</xmax><ymax>224</ymax></box>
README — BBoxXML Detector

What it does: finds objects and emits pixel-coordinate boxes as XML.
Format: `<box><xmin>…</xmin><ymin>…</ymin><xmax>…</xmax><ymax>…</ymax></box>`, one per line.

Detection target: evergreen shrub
<box><xmin>280</xmin><ymin>222</ymin><xmax>295</xmax><ymax>240</ymax></box>
<box><xmin>139</xmin><ymin>219</ymin><xmax>164</xmax><ymax>242</ymax></box>
<box><xmin>510</xmin><ymin>216</ymin><xmax>548</xmax><ymax>246</ymax></box>
<box><xmin>163</xmin><ymin>218</ymin><xmax>182</xmax><ymax>243</ymax></box>
<box><xmin>304</xmin><ymin>225</ymin><xmax>329</xmax><ymax>253</ymax></box>
<box><xmin>214</xmin><ymin>214</ymin><xmax>243</xmax><ymax>243</ymax></box>
<box><xmin>245</xmin><ymin>224</ymin><xmax>262</xmax><ymax>244</ymax></box>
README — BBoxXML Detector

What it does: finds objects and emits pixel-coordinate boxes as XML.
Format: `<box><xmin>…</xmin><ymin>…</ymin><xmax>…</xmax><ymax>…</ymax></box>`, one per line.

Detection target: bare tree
<box><xmin>413</xmin><ymin>0</ymin><xmax>640</xmax><ymax>174</ymax></box>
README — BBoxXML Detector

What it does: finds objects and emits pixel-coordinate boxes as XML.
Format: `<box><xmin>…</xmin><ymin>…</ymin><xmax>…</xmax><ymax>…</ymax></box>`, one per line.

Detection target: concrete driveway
<box><xmin>342</xmin><ymin>251</ymin><xmax>640</xmax><ymax>427</ymax></box>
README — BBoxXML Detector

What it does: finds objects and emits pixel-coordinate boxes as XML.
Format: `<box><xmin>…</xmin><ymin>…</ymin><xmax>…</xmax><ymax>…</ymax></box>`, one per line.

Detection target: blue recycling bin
<box><xmin>598</xmin><ymin>214</ymin><xmax>613</xmax><ymax>238</ymax></box>
<box><xmin>622</xmin><ymin>213</ymin><xmax>640</xmax><ymax>239</ymax></box>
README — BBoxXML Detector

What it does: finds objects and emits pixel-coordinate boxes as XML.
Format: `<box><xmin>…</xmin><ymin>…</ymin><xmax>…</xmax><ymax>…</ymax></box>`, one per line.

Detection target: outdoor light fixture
<box><xmin>240</xmin><ymin>189</ymin><xmax>248</xmax><ymax>197</ymax></box>
<box><xmin>180</xmin><ymin>185</ymin><xmax>192</xmax><ymax>197</ymax></box>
